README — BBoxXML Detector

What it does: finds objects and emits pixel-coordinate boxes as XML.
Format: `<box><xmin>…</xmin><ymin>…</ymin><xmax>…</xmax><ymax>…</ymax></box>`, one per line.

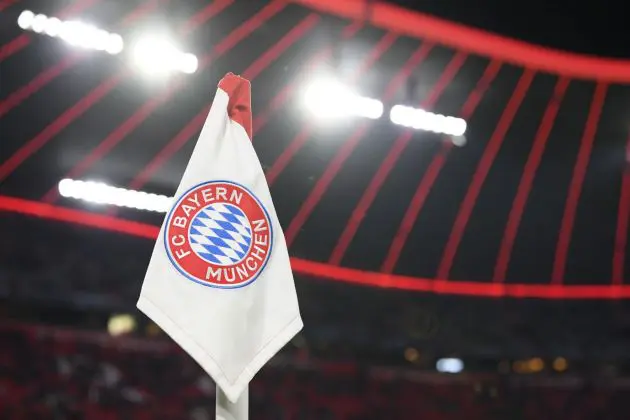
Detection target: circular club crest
<box><xmin>164</xmin><ymin>180</ymin><xmax>273</xmax><ymax>289</ymax></box>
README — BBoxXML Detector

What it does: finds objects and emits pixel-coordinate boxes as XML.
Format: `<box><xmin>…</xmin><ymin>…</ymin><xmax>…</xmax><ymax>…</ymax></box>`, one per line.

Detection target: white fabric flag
<box><xmin>137</xmin><ymin>72</ymin><xmax>303</xmax><ymax>403</ymax></box>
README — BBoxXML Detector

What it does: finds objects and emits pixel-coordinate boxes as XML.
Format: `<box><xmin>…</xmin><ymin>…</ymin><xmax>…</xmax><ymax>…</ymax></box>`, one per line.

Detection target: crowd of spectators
<box><xmin>2</xmin><ymin>212</ymin><xmax>630</xmax><ymax>364</ymax></box>
<box><xmin>4</xmin><ymin>213</ymin><xmax>630</xmax><ymax>418</ymax></box>
<box><xmin>0</xmin><ymin>213</ymin><xmax>146</xmax><ymax>305</ymax></box>
<box><xmin>1</xmin><ymin>323</ymin><xmax>629</xmax><ymax>419</ymax></box>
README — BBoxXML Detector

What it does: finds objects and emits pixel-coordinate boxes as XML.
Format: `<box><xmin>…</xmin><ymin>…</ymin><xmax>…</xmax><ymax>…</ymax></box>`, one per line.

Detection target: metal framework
<box><xmin>0</xmin><ymin>0</ymin><xmax>629</xmax><ymax>299</ymax></box>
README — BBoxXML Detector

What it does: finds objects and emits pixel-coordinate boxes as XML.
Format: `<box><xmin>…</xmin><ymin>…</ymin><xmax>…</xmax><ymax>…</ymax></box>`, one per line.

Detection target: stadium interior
<box><xmin>1</xmin><ymin>0</ymin><xmax>630</xmax><ymax>418</ymax></box>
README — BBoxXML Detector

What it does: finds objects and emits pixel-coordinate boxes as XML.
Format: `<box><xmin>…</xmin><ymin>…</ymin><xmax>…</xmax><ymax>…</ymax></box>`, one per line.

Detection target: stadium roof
<box><xmin>1</xmin><ymin>0</ymin><xmax>629</xmax><ymax>299</ymax></box>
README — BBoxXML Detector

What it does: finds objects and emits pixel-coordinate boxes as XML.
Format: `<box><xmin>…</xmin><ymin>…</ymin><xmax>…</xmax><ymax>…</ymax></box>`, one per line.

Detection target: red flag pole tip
<box><xmin>218</xmin><ymin>72</ymin><xmax>253</xmax><ymax>140</ymax></box>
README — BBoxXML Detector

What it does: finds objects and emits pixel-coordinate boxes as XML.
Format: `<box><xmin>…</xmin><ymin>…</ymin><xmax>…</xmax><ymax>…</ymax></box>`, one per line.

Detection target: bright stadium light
<box><xmin>17</xmin><ymin>10</ymin><xmax>35</xmax><ymax>29</ymax></box>
<box><xmin>105</xmin><ymin>33</ymin><xmax>124</xmax><ymax>55</ymax></box>
<box><xmin>58</xmin><ymin>178</ymin><xmax>172</xmax><ymax>213</ymax></box>
<box><xmin>436</xmin><ymin>358</ymin><xmax>464</xmax><ymax>373</ymax></box>
<box><xmin>130</xmin><ymin>35</ymin><xmax>198</xmax><ymax>76</ymax></box>
<box><xmin>43</xmin><ymin>17</ymin><xmax>62</xmax><ymax>36</ymax></box>
<box><xmin>108</xmin><ymin>314</ymin><xmax>136</xmax><ymax>336</ymax></box>
<box><xmin>17</xmin><ymin>10</ymin><xmax>124</xmax><ymax>54</ymax></box>
<box><xmin>302</xmin><ymin>76</ymin><xmax>383</xmax><ymax>121</ymax></box>
<box><xmin>31</xmin><ymin>13</ymin><xmax>48</xmax><ymax>33</ymax></box>
<box><xmin>390</xmin><ymin>104</ymin><xmax>467</xmax><ymax>137</ymax></box>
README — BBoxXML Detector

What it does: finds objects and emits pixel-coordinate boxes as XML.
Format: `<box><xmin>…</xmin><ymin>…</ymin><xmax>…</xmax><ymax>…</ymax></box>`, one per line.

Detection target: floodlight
<box><xmin>131</xmin><ymin>35</ymin><xmax>198</xmax><ymax>76</ymax></box>
<box><xmin>58</xmin><ymin>178</ymin><xmax>172</xmax><ymax>212</ymax></box>
<box><xmin>302</xmin><ymin>76</ymin><xmax>383</xmax><ymax>121</ymax></box>
<box><xmin>390</xmin><ymin>104</ymin><xmax>467</xmax><ymax>137</ymax></box>
<box><xmin>436</xmin><ymin>358</ymin><xmax>464</xmax><ymax>373</ymax></box>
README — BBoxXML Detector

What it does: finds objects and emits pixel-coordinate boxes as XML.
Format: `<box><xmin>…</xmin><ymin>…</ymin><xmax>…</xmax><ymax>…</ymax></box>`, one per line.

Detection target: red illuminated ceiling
<box><xmin>0</xmin><ymin>0</ymin><xmax>629</xmax><ymax>298</ymax></box>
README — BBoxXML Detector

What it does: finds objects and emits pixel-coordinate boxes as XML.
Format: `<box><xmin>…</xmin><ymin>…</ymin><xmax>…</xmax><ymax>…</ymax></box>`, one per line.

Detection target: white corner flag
<box><xmin>137</xmin><ymin>73</ymin><xmax>303</xmax><ymax>410</ymax></box>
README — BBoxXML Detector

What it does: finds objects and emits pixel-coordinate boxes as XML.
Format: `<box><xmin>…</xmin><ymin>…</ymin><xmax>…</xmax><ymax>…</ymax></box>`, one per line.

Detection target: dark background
<box><xmin>391</xmin><ymin>0</ymin><xmax>628</xmax><ymax>57</ymax></box>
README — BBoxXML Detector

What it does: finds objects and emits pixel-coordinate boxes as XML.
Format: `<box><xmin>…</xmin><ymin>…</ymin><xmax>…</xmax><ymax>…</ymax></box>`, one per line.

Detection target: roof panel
<box><xmin>0</xmin><ymin>0</ymin><xmax>628</xmax><ymax>299</ymax></box>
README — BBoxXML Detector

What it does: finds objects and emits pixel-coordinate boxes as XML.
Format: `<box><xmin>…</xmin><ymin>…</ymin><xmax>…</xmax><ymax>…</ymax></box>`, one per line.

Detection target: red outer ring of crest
<box><xmin>164</xmin><ymin>181</ymin><xmax>273</xmax><ymax>289</ymax></box>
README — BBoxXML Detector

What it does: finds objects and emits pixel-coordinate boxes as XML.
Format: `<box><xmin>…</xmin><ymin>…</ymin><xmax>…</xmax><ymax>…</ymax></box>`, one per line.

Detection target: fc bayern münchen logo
<box><xmin>164</xmin><ymin>180</ymin><xmax>273</xmax><ymax>289</ymax></box>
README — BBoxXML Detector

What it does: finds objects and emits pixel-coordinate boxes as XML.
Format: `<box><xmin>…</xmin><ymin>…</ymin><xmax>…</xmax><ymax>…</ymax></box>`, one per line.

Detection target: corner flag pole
<box><xmin>136</xmin><ymin>72</ymin><xmax>300</xmax><ymax>420</ymax></box>
<box><xmin>216</xmin><ymin>386</ymin><xmax>248</xmax><ymax>420</ymax></box>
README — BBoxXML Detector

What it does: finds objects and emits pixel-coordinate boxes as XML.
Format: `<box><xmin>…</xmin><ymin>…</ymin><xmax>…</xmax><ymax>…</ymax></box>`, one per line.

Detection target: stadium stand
<box><xmin>1</xmin><ymin>324</ymin><xmax>630</xmax><ymax>420</ymax></box>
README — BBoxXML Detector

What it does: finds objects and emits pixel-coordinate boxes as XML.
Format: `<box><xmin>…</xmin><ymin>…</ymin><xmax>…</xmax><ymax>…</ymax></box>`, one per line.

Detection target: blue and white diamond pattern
<box><xmin>188</xmin><ymin>203</ymin><xmax>252</xmax><ymax>266</ymax></box>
